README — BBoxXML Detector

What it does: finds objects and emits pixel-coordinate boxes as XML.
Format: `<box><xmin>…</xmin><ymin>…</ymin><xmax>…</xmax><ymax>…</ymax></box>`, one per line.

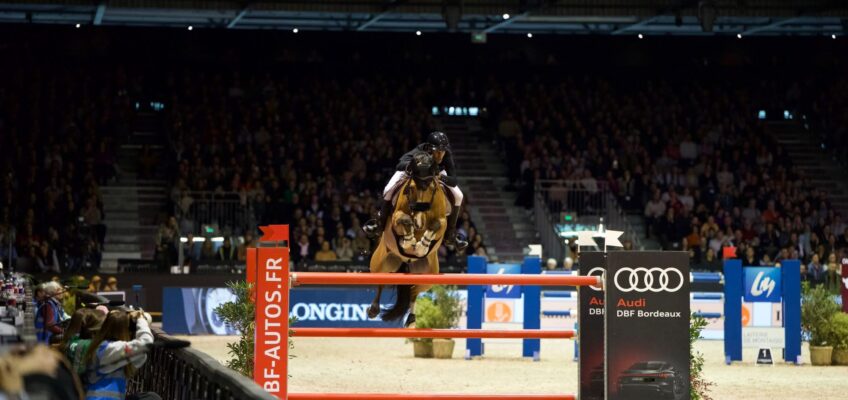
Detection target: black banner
<box><xmin>605</xmin><ymin>251</ymin><xmax>689</xmax><ymax>400</ymax></box>
<box><xmin>579</xmin><ymin>252</ymin><xmax>607</xmax><ymax>400</ymax></box>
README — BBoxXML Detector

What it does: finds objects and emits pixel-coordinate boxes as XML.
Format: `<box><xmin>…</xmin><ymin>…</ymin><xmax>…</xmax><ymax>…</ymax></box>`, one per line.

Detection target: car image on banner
<box><xmin>616</xmin><ymin>361</ymin><xmax>686</xmax><ymax>400</ymax></box>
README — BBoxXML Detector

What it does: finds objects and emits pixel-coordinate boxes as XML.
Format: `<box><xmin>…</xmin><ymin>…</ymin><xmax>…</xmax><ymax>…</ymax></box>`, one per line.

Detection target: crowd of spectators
<box><xmin>0</xmin><ymin>69</ymin><xmax>127</xmax><ymax>273</ymax></box>
<box><xmin>486</xmin><ymin>76</ymin><xmax>846</xmax><ymax>279</ymax></box>
<box><xmin>162</xmin><ymin>74</ymin><xmax>481</xmax><ymax>267</ymax></box>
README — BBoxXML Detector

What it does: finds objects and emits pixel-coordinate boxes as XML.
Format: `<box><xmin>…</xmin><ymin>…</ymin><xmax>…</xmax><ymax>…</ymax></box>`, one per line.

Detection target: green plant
<box><xmin>214</xmin><ymin>281</ymin><xmax>295</xmax><ymax>378</ymax></box>
<box><xmin>801</xmin><ymin>282</ymin><xmax>840</xmax><ymax>346</ymax></box>
<box><xmin>690</xmin><ymin>314</ymin><xmax>714</xmax><ymax>400</ymax></box>
<box><xmin>830</xmin><ymin>312</ymin><xmax>848</xmax><ymax>350</ymax></box>
<box><xmin>409</xmin><ymin>285</ymin><xmax>462</xmax><ymax>342</ymax></box>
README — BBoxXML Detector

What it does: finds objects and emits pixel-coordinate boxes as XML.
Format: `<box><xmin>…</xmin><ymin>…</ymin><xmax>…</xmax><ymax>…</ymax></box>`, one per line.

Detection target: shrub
<box><xmin>801</xmin><ymin>282</ymin><xmax>840</xmax><ymax>346</ymax></box>
<box><xmin>830</xmin><ymin>312</ymin><xmax>848</xmax><ymax>350</ymax></box>
<box><xmin>690</xmin><ymin>314</ymin><xmax>714</xmax><ymax>400</ymax></box>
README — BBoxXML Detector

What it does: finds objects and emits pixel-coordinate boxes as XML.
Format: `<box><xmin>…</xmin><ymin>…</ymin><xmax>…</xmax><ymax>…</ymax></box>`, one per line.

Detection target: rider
<box><xmin>364</xmin><ymin>131</ymin><xmax>468</xmax><ymax>252</ymax></box>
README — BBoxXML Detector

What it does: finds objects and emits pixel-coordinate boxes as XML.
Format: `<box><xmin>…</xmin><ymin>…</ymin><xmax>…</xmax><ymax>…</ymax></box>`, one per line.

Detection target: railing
<box><xmin>128</xmin><ymin>328</ymin><xmax>276</xmax><ymax>400</ymax></box>
<box><xmin>534</xmin><ymin>180</ymin><xmax>642</xmax><ymax>263</ymax></box>
<box><xmin>175</xmin><ymin>191</ymin><xmax>258</xmax><ymax>235</ymax></box>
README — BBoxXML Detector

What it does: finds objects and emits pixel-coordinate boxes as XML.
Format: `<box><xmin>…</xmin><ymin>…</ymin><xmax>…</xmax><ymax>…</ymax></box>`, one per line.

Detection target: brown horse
<box><xmin>367</xmin><ymin>151</ymin><xmax>450</xmax><ymax>327</ymax></box>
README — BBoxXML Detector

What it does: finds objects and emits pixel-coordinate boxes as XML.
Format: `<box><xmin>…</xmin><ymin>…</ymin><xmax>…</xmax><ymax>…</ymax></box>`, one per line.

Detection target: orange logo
<box><xmin>741</xmin><ymin>305</ymin><xmax>751</xmax><ymax>326</ymax></box>
<box><xmin>486</xmin><ymin>302</ymin><xmax>513</xmax><ymax>322</ymax></box>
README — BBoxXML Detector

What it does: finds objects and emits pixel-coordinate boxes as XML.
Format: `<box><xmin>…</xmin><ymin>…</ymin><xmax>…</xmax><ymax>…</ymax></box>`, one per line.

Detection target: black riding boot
<box><xmin>364</xmin><ymin>200</ymin><xmax>394</xmax><ymax>239</ymax></box>
<box><xmin>443</xmin><ymin>204</ymin><xmax>468</xmax><ymax>252</ymax></box>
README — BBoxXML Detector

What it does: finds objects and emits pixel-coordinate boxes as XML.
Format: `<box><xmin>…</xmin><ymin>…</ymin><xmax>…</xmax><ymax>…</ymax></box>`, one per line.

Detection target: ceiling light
<box><xmin>638</xmin><ymin>34</ymin><xmax>644</xmax><ymax>39</ymax></box>
<box><xmin>187</xmin><ymin>26</ymin><xmax>193</xmax><ymax>31</ymax></box>
<box><xmin>527</xmin><ymin>33</ymin><xmax>533</xmax><ymax>38</ymax></box>
<box><xmin>416</xmin><ymin>30</ymin><xmax>421</xmax><ymax>36</ymax></box>
<box><xmin>737</xmin><ymin>33</ymin><xmax>742</xmax><ymax>39</ymax></box>
<box><xmin>75</xmin><ymin>23</ymin><xmax>81</xmax><ymax>28</ymax></box>
<box><xmin>502</xmin><ymin>13</ymin><xmax>510</xmax><ymax>20</ymax></box>
<box><xmin>293</xmin><ymin>28</ymin><xmax>299</xmax><ymax>33</ymax></box>
<box><xmin>832</xmin><ymin>34</ymin><xmax>837</xmax><ymax>39</ymax></box>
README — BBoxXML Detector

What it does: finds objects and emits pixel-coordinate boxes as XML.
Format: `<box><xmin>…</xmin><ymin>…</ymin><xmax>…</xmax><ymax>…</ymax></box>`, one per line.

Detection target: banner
<box><xmin>162</xmin><ymin>288</ymin><xmax>238</xmax><ymax>334</ymax></box>
<box><xmin>254</xmin><ymin>247</ymin><xmax>289</xmax><ymax>398</ymax></box>
<box><xmin>743</xmin><ymin>267</ymin><xmax>781</xmax><ymax>303</ymax></box>
<box><xmin>578</xmin><ymin>252</ymin><xmax>606</xmax><ymax>400</ymax></box>
<box><xmin>486</xmin><ymin>263</ymin><xmax>522</xmax><ymax>299</ymax></box>
<box><xmin>842</xmin><ymin>260</ymin><xmax>848</xmax><ymax>313</ymax></box>
<box><xmin>605</xmin><ymin>251</ymin><xmax>690</xmax><ymax>400</ymax></box>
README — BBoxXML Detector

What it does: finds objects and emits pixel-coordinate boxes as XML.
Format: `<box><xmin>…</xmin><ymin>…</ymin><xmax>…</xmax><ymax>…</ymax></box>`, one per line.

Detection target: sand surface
<box><xmin>179</xmin><ymin>335</ymin><xmax>848</xmax><ymax>399</ymax></box>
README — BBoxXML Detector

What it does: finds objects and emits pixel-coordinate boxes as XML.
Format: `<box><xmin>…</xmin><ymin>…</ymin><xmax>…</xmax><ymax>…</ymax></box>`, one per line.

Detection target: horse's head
<box><xmin>403</xmin><ymin>151</ymin><xmax>440</xmax><ymax>230</ymax></box>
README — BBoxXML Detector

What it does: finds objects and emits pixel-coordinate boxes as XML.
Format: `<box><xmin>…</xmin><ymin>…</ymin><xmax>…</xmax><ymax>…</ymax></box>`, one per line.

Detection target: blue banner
<box><xmin>163</xmin><ymin>286</ymin><xmax>403</xmax><ymax>334</ymax></box>
<box><xmin>743</xmin><ymin>267</ymin><xmax>782</xmax><ymax>303</ymax></box>
<box><xmin>486</xmin><ymin>263</ymin><xmax>522</xmax><ymax>299</ymax></box>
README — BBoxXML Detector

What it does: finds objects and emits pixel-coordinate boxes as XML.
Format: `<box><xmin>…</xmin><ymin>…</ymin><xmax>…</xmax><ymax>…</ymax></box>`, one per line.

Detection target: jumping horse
<box><xmin>368</xmin><ymin>151</ymin><xmax>450</xmax><ymax>327</ymax></box>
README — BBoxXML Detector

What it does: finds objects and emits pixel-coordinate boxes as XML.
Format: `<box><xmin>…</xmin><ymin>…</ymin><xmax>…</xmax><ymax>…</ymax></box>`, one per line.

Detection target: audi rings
<box><xmin>613</xmin><ymin>267</ymin><xmax>684</xmax><ymax>293</ymax></box>
<box><xmin>586</xmin><ymin>267</ymin><xmax>605</xmax><ymax>291</ymax></box>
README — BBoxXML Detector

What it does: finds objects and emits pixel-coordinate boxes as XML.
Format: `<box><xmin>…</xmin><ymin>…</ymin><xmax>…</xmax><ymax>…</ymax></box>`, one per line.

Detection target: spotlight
<box><xmin>187</xmin><ymin>26</ymin><xmax>193</xmax><ymax>31</ymax></box>
<box><xmin>833</xmin><ymin>34</ymin><xmax>837</xmax><ymax>39</ymax></box>
<box><xmin>638</xmin><ymin>33</ymin><xmax>644</xmax><ymax>39</ymax></box>
<box><xmin>737</xmin><ymin>33</ymin><xmax>742</xmax><ymax>39</ymax></box>
<box><xmin>75</xmin><ymin>23</ymin><xmax>81</xmax><ymax>28</ymax></box>
<box><xmin>502</xmin><ymin>13</ymin><xmax>510</xmax><ymax>20</ymax></box>
<box><xmin>527</xmin><ymin>33</ymin><xmax>533</xmax><ymax>38</ymax></box>
<box><xmin>416</xmin><ymin>30</ymin><xmax>422</xmax><ymax>36</ymax></box>
<box><xmin>293</xmin><ymin>28</ymin><xmax>299</xmax><ymax>33</ymax></box>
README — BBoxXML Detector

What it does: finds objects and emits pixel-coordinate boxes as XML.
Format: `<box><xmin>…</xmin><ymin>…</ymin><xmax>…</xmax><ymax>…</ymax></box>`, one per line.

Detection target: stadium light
<box><xmin>502</xmin><ymin>13</ymin><xmax>510</xmax><ymax>20</ymax></box>
<box><xmin>293</xmin><ymin>28</ymin><xmax>299</xmax><ymax>33</ymax></box>
<box><xmin>75</xmin><ymin>23</ymin><xmax>81</xmax><ymax>28</ymax></box>
<box><xmin>833</xmin><ymin>34</ymin><xmax>837</xmax><ymax>39</ymax></box>
<box><xmin>527</xmin><ymin>33</ymin><xmax>533</xmax><ymax>38</ymax></box>
<box><xmin>416</xmin><ymin>30</ymin><xmax>421</xmax><ymax>36</ymax></box>
<box><xmin>737</xmin><ymin>33</ymin><xmax>742</xmax><ymax>39</ymax></box>
<box><xmin>638</xmin><ymin>33</ymin><xmax>644</xmax><ymax>39</ymax></box>
<box><xmin>187</xmin><ymin>26</ymin><xmax>193</xmax><ymax>31</ymax></box>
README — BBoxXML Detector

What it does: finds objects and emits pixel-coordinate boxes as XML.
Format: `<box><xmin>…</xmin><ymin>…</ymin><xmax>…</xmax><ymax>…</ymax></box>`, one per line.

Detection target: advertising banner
<box><xmin>605</xmin><ymin>251</ymin><xmax>690</xmax><ymax>400</ymax></box>
<box><xmin>162</xmin><ymin>288</ymin><xmax>238</xmax><ymax>334</ymax></box>
<box><xmin>578</xmin><ymin>252</ymin><xmax>606</xmax><ymax>400</ymax></box>
<box><xmin>486</xmin><ymin>263</ymin><xmax>522</xmax><ymax>299</ymax></box>
<box><xmin>254</xmin><ymin>247</ymin><xmax>289</xmax><ymax>398</ymax></box>
<box><xmin>842</xmin><ymin>260</ymin><xmax>848</xmax><ymax>313</ymax></box>
<box><xmin>743</xmin><ymin>267</ymin><xmax>782</xmax><ymax>303</ymax></box>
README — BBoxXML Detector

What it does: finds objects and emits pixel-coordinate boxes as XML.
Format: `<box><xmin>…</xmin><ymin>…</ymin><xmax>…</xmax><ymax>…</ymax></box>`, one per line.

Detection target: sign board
<box><xmin>842</xmin><ymin>260</ymin><xmax>848</xmax><ymax>313</ymax></box>
<box><xmin>486</xmin><ymin>263</ymin><xmax>522</xmax><ymax>298</ymax></box>
<box><xmin>605</xmin><ymin>251</ymin><xmax>690</xmax><ymax>400</ymax></box>
<box><xmin>742</xmin><ymin>327</ymin><xmax>785</xmax><ymax>349</ymax></box>
<box><xmin>756</xmin><ymin>348</ymin><xmax>774</xmax><ymax>365</ymax></box>
<box><xmin>578</xmin><ymin>252</ymin><xmax>606</xmax><ymax>400</ymax></box>
<box><xmin>743</xmin><ymin>267</ymin><xmax>782</xmax><ymax>303</ymax></box>
<box><xmin>254</xmin><ymin>247</ymin><xmax>289</xmax><ymax>398</ymax></box>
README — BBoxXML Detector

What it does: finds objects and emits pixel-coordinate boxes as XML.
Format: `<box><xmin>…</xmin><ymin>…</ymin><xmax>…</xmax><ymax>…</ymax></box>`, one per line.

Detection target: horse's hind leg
<box><xmin>368</xmin><ymin>285</ymin><xmax>383</xmax><ymax>319</ymax></box>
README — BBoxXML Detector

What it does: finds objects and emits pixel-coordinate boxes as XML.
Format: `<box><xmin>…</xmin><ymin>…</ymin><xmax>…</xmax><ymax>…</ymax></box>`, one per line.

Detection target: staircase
<box><xmin>438</xmin><ymin>117</ymin><xmax>535</xmax><ymax>262</ymax></box>
<box><xmin>770</xmin><ymin>121</ymin><xmax>848</xmax><ymax>215</ymax></box>
<box><xmin>100</xmin><ymin>111</ymin><xmax>169</xmax><ymax>272</ymax></box>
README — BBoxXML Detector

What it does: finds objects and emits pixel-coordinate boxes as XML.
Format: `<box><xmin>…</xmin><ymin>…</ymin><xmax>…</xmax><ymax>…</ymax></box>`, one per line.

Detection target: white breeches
<box><xmin>382</xmin><ymin>170</ymin><xmax>463</xmax><ymax>207</ymax></box>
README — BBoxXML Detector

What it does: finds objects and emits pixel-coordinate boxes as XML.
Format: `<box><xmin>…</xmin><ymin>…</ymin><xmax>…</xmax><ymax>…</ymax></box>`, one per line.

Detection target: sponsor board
<box><xmin>842</xmin><ymin>260</ymin><xmax>848</xmax><ymax>313</ymax></box>
<box><xmin>578</xmin><ymin>252</ymin><xmax>606</xmax><ymax>400</ymax></box>
<box><xmin>743</xmin><ymin>267</ymin><xmax>782</xmax><ymax>303</ymax></box>
<box><xmin>742</xmin><ymin>327</ymin><xmax>785</xmax><ymax>349</ymax></box>
<box><xmin>255</xmin><ymin>247</ymin><xmax>289</xmax><ymax>398</ymax></box>
<box><xmin>605</xmin><ymin>251</ymin><xmax>690</xmax><ymax>400</ymax></box>
<box><xmin>486</xmin><ymin>263</ymin><xmax>522</xmax><ymax>299</ymax></box>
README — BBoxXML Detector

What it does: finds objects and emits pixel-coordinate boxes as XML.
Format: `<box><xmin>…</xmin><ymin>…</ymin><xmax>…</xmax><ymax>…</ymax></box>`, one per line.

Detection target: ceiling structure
<box><xmin>0</xmin><ymin>1</ymin><xmax>845</xmax><ymax>37</ymax></box>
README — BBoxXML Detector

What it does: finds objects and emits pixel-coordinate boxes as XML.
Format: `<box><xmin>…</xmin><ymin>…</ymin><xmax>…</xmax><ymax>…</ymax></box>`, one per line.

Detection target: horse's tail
<box><xmin>381</xmin><ymin>284</ymin><xmax>411</xmax><ymax>322</ymax></box>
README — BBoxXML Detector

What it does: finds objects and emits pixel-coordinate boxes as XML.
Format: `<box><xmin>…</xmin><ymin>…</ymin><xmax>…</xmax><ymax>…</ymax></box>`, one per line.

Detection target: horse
<box><xmin>367</xmin><ymin>151</ymin><xmax>450</xmax><ymax>327</ymax></box>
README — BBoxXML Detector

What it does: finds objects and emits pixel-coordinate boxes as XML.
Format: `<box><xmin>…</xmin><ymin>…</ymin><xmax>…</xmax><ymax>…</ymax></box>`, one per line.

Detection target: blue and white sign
<box><xmin>743</xmin><ymin>267</ymin><xmax>782</xmax><ymax>303</ymax></box>
<box><xmin>486</xmin><ymin>263</ymin><xmax>522</xmax><ymax>299</ymax></box>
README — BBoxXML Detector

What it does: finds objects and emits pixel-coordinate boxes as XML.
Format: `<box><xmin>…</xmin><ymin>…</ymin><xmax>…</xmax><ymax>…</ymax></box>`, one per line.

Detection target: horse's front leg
<box><xmin>412</xmin><ymin>218</ymin><xmax>443</xmax><ymax>257</ymax></box>
<box><xmin>368</xmin><ymin>285</ymin><xmax>383</xmax><ymax>319</ymax></box>
<box><xmin>394</xmin><ymin>212</ymin><xmax>417</xmax><ymax>253</ymax></box>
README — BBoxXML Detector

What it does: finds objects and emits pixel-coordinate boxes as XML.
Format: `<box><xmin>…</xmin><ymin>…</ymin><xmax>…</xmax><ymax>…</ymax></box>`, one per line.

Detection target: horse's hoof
<box><xmin>367</xmin><ymin>304</ymin><xmax>380</xmax><ymax>319</ymax></box>
<box><xmin>404</xmin><ymin>313</ymin><xmax>416</xmax><ymax>328</ymax></box>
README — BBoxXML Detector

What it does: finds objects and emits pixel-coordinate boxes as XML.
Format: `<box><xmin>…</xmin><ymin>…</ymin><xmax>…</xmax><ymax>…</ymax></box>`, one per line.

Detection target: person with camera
<box><xmin>82</xmin><ymin>309</ymin><xmax>157</xmax><ymax>400</ymax></box>
<box><xmin>60</xmin><ymin>308</ymin><xmax>106</xmax><ymax>376</ymax></box>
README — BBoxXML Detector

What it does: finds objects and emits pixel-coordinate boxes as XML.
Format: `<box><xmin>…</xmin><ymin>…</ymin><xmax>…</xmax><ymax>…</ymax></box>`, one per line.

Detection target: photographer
<box><xmin>35</xmin><ymin>281</ymin><xmax>68</xmax><ymax>344</ymax></box>
<box><xmin>82</xmin><ymin>309</ymin><xmax>156</xmax><ymax>400</ymax></box>
<box><xmin>60</xmin><ymin>308</ymin><xmax>106</xmax><ymax>376</ymax></box>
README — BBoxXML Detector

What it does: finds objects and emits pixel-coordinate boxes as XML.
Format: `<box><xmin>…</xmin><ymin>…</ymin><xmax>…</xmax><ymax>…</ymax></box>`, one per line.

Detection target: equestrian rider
<box><xmin>364</xmin><ymin>131</ymin><xmax>468</xmax><ymax>252</ymax></box>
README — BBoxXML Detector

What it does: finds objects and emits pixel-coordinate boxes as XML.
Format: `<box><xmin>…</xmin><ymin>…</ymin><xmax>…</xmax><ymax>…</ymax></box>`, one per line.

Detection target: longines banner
<box><xmin>578</xmin><ymin>252</ymin><xmax>606</xmax><ymax>400</ymax></box>
<box><xmin>605</xmin><ymin>251</ymin><xmax>690</xmax><ymax>400</ymax></box>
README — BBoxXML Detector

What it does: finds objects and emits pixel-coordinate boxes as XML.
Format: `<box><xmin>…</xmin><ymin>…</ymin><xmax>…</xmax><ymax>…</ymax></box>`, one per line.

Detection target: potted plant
<box><xmin>410</xmin><ymin>285</ymin><xmax>462</xmax><ymax>359</ymax></box>
<box><xmin>830</xmin><ymin>312</ymin><xmax>848</xmax><ymax>365</ymax></box>
<box><xmin>801</xmin><ymin>283</ymin><xmax>840</xmax><ymax>365</ymax></box>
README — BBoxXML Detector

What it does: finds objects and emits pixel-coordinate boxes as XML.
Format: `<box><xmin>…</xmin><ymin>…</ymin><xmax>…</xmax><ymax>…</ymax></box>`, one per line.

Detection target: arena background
<box><xmin>1</xmin><ymin>1</ymin><xmax>848</xmax><ymax>399</ymax></box>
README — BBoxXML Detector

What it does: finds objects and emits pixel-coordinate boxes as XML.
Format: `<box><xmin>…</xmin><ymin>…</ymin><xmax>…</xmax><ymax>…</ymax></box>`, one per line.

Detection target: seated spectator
<box><xmin>103</xmin><ymin>277</ymin><xmax>118</xmax><ymax>292</ymax></box>
<box><xmin>35</xmin><ymin>281</ymin><xmax>68</xmax><ymax>344</ymax></box>
<box><xmin>83</xmin><ymin>309</ymin><xmax>156</xmax><ymax>400</ymax></box>
<box><xmin>315</xmin><ymin>241</ymin><xmax>337</xmax><ymax>261</ymax></box>
<box><xmin>293</xmin><ymin>234</ymin><xmax>314</xmax><ymax>264</ymax></box>
<box><xmin>698</xmin><ymin>248</ymin><xmax>722</xmax><ymax>272</ymax></box>
<box><xmin>335</xmin><ymin>237</ymin><xmax>354</xmax><ymax>261</ymax></box>
<box><xmin>200</xmin><ymin>240</ymin><xmax>215</xmax><ymax>262</ymax></box>
<box><xmin>217</xmin><ymin>237</ymin><xmax>237</xmax><ymax>261</ymax></box>
<box><xmin>88</xmin><ymin>276</ymin><xmax>102</xmax><ymax>293</ymax></box>
<box><xmin>806</xmin><ymin>254</ymin><xmax>825</xmax><ymax>285</ymax></box>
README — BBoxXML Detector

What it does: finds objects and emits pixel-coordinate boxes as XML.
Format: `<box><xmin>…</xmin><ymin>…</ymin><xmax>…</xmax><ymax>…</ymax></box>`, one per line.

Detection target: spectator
<box><xmin>807</xmin><ymin>254</ymin><xmax>825</xmax><ymax>285</ymax></box>
<box><xmin>60</xmin><ymin>308</ymin><xmax>106</xmax><ymax>376</ymax></box>
<box><xmin>217</xmin><ymin>237</ymin><xmax>237</xmax><ymax>261</ymax></box>
<box><xmin>200</xmin><ymin>240</ymin><xmax>215</xmax><ymax>262</ymax></box>
<box><xmin>335</xmin><ymin>237</ymin><xmax>354</xmax><ymax>261</ymax></box>
<box><xmin>644</xmin><ymin>192</ymin><xmax>666</xmax><ymax>238</ymax></box>
<box><xmin>103</xmin><ymin>277</ymin><xmax>118</xmax><ymax>292</ymax></box>
<box><xmin>293</xmin><ymin>234</ymin><xmax>313</xmax><ymax>264</ymax></box>
<box><xmin>88</xmin><ymin>276</ymin><xmax>102</xmax><ymax>293</ymax></box>
<box><xmin>698</xmin><ymin>248</ymin><xmax>722</xmax><ymax>272</ymax></box>
<box><xmin>315</xmin><ymin>241</ymin><xmax>337</xmax><ymax>261</ymax></box>
<box><xmin>35</xmin><ymin>281</ymin><xmax>67</xmax><ymax>344</ymax></box>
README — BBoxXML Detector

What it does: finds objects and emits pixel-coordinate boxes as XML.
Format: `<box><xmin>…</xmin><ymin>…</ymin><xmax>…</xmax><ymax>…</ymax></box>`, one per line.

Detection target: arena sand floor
<box><xmin>179</xmin><ymin>336</ymin><xmax>848</xmax><ymax>399</ymax></box>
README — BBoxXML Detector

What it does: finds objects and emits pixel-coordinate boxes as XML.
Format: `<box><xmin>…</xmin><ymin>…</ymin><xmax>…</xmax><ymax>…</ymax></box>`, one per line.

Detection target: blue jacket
<box><xmin>35</xmin><ymin>298</ymin><xmax>62</xmax><ymax>343</ymax></box>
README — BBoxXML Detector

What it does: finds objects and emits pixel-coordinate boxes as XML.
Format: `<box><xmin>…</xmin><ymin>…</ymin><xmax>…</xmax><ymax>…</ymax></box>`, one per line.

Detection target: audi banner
<box><xmin>605</xmin><ymin>251</ymin><xmax>690</xmax><ymax>400</ymax></box>
<box><xmin>578</xmin><ymin>252</ymin><xmax>606</xmax><ymax>400</ymax></box>
<box><xmin>842</xmin><ymin>259</ymin><xmax>848</xmax><ymax>314</ymax></box>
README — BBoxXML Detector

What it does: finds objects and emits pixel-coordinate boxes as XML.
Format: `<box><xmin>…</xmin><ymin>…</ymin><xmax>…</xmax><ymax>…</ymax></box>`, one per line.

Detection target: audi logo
<box><xmin>586</xmin><ymin>267</ymin><xmax>605</xmax><ymax>292</ymax></box>
<box><xmin>613</xmin><ymin>267</ymin><xmax>685</xmax><ymax>293</ymax></box>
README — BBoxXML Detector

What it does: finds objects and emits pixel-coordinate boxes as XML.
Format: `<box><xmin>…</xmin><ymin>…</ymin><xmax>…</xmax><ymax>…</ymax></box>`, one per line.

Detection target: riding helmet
<box><xmin>426</xmin><ymin>131</ymin><xmax>450</xmax><ymax>151</ymax></box>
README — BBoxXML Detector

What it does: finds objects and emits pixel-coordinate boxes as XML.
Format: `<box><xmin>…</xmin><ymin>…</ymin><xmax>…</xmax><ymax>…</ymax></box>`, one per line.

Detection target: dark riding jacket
<box><xmin>396</xmin><ymin>144</ymin><xmax>457</xmax><ymax>186</ymax></box>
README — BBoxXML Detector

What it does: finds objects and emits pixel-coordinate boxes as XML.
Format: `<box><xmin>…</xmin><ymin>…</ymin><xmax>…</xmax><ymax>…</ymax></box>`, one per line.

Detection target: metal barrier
<box><xmin>128</xmin><ymin>328</ymin><xmax>276</xmax><ymax>400</ymax></box>
<box><xmin>175</xmin><ymin>191</ymin><xmax>257</xmax><ymax>235</ymax></box>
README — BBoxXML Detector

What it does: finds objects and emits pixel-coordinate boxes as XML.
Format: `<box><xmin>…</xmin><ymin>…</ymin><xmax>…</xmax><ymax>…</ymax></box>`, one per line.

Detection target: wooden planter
<box><xmin>412</xmin><ymin>340</ymin><xmax>433</xmax><ymax>358</ymax></box>
<box><xmin>433</xmin><ymin>338</ymin><xmax>455</xmax><ymax>359</ymax></box>
<box><xmin>832</xmin><ymin>348</ymin><xmax>848</xmax><ymax>365</ymax></box>
<box><xmin>810</xmin><ymin>345</ymin><xmax>833</xmax><ymax>365</ymax></box>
